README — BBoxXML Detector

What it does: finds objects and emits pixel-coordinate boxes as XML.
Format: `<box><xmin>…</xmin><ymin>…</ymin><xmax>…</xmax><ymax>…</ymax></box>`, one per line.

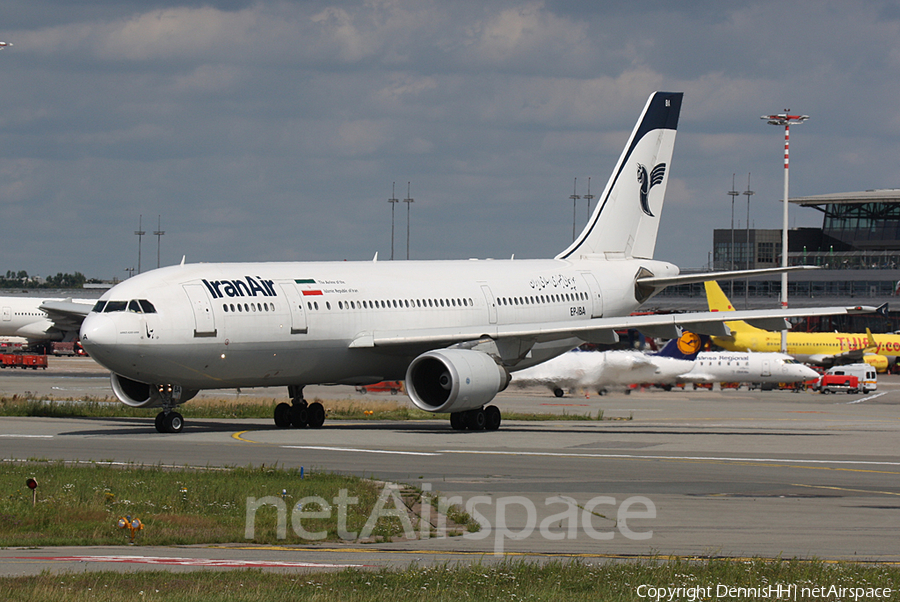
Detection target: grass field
<box><xmin>1</xmin><ymin>558</ymin><xmax>897</xmax><ymax>601</ymax></box>
<box><xmin>0</xmin><ymin>462</ymin><xmax>474</xmax><ymax>547</ymax></box>
<box><xmin>0</xmin><ymin>394</ymin><xmax>607</xmax><ymax>422</ymax></box>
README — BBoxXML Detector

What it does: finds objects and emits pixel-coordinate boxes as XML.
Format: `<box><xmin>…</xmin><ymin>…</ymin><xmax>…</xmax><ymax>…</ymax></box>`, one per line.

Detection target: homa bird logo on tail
<box><xmin>637</xmin><ymin>162</ymin><xmax>666</xmax><ymax>217</ymax></box>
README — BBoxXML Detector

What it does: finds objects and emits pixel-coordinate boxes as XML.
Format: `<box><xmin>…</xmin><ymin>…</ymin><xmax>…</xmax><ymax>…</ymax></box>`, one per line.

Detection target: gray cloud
<box><xmin>0</xmin><ymin>0</ymin><xmax>898</xmax><ymax>279</ymax></box>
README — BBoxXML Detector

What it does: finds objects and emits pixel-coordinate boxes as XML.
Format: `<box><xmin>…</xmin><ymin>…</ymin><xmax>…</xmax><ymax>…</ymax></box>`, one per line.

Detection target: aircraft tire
<box><xmin>467</xmin><ymin>408</ymin><xmax>487</xmax><ymax>431</ymax></box>
<box><xmin>449</xmin><ymin>412</ymin><xmax>466</xmax><ymax>430</ymax></box>
<box><xmin>553</xmin><ymin>388</ymin><xmax>564</xmax><ymax>398</ymax></box>
<box><xmin>484</xmin><ymin>405</ymin><xmax>501</xmax><ymax>431</ymax></box>
<box><xmin>307</xmin><ymin>402</ymin><xmax>326</xmax><ymax>428</ymax></box>
<box><xmin>274</xmin><ymin>403</ymin><xmax>292</xmax><ymax>428</ymax></box>
<box><xmin>165</xmin><ymin>412</ymin><xmax>184</xmax><ymax>433</ymax></box>
<box><xmin>290</xmin><ymin>404</ymin><xmax>309</xmax><ymax>428</ymax></box>
<box><xmin>154</xmin><ymin>412</ymin><xmax>167</xmax><ymax>433</ymax></box>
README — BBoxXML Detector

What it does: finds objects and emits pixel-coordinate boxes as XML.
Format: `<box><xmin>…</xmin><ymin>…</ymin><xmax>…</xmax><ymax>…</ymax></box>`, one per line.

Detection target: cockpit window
<box><xmin>103</xmin><ymin>301</ymin><xmax>128</xmax><ymax>313</ymax></box>
<box><xmin>92</xmin><ymin>301</ymin><xmax>107</xmax><ymax>313</ymax></box>
<box><xmin>138</xmin><ymin>299</ymin><xmax>157</xmax><ymax>314</ymax></box>
<box><xmin>128</xmin><ymin>300</ymin><xmax>142</xmax><ymax>313</ymax></box>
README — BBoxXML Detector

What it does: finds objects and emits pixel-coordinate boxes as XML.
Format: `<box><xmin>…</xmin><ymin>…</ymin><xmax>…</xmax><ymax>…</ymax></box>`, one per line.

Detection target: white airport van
<box><xmin>823</xmin><ymin>364</ymin><xmax>877</xmax><ymax>393</ymax></box>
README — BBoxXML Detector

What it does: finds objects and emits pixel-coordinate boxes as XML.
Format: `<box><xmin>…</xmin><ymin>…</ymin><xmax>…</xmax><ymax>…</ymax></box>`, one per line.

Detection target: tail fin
<box><xmin>655</xmin><ymin>332</ymin><xmax>708</xmax><ymax>360</ymax></box>
<box><xmin>704</xmin><ymin>280</ymin><xmax>736</xmax><ymax>312</ymax></box>
<box><xmin>703</xmin><ymin>280</ymin><xmax>761</xmax><ymax>334</ymax></box>
<box><xmin>557</xmin><ymin>91</ymin><xmax>683</xmax><ymax>261</ymax></box>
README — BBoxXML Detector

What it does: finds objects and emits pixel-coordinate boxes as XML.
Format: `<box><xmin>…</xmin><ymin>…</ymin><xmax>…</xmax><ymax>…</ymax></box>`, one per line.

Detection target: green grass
<box><xmin>0</xmin><ymin>394</ymin><xmax>608</xmax><ymax>421</ymax></box>
<box><xmin>0</xmin><ymin>558</ymin><xmax>898</xmax><ymax>601</ymax></box>
<box><xmin>0</xmin><ymin>462</ymin><xmax>472</xmax><ymax>547</ymax></box>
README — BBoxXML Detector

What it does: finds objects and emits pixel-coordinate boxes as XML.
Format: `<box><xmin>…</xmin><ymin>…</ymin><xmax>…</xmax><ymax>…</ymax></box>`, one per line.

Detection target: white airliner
<box><xmin>78</xmin><ymin>92</ymin><xmax>875</xmax><ymax>433</ymax></box>
<box><xmin>512</xmin><ymin>346</ymin><xmax>819</xmax><ymax>396</ymax></box>
<box><xmin>0</xmin><ymin>296</ymin><xmax>93</xmax><ymax>344</ymax></box>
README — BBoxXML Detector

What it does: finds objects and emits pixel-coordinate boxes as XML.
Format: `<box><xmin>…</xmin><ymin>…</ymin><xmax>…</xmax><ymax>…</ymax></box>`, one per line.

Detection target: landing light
<box><xmin>221</xmin><ymin>353</ymin><xmax>226</xmax><ymax>359</ymax></box>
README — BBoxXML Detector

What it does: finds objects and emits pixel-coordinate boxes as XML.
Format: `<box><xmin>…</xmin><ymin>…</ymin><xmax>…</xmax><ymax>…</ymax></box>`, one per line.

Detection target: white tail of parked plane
<box><xmin>557</xmin><ymin>92</ymin><xmax>682</xmax><ymax>261</ymax></box>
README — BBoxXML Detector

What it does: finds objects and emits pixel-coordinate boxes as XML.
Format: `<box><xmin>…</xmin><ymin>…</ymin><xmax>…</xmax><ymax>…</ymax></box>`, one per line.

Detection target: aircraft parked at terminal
<box><xmin>78</xmin><ymin>92</ymin><xmax>876</xmax><ymax>433</ymax></box>
<box><xmin>512</xmin><ymin>334</ymin><xmax>819</xmax><ymax>395</ymax></box>
<box><xmin>705</xmin><ymin>281</ymin><xmax>894</xmax><ymax>371</ymax></box>
<box><xmin>0</xmin><ymin>296</ymin><xmax>93</xmax><ymax>344</ymax></box>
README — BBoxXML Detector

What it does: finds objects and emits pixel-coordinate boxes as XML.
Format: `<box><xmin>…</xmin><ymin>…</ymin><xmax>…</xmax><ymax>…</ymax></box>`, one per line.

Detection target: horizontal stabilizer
<box><xmin>637</xmin><ymin>266</ymin><xmax>818</xmax><ymax>292</ymax></box>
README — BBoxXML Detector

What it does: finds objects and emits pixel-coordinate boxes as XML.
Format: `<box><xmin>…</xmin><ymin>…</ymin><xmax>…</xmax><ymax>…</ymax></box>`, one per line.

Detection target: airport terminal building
<box><xmin>651</xmin><ymin>189</ymin><xmax>900</xmax><ymax>331</ymax></box>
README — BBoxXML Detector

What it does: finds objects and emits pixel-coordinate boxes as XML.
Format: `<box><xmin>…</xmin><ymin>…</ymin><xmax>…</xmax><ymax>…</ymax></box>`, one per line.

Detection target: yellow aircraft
<box><xmin>705</xmin><ymin>280</ymin><xmax>894</xmax><ymax>372</ymax></box>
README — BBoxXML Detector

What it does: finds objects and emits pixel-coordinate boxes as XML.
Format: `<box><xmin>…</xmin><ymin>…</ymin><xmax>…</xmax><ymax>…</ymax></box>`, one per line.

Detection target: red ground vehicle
<box><xmin>817</xmin><ymin>374</ymin><xmax>860</xmax><ymax>394</ymax></box>
<box><xmin>0</xmin><ymin>354</ymin><xmax>47</xmax><ymax>369</ymax></box>
<box><xmin>355</xmin><ymin>381</ymin><xmax>404</xmax><ymax>395</ymax></box>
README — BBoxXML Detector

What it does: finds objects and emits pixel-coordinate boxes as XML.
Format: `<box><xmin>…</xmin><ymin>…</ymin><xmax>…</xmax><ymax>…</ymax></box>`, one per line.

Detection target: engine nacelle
<box><xmin>406</xmin><ymin>349</ymin><xmax>510</xmax><ymax>414</ymax></box>
<box><xmin>110</xmin><ymin>373</ymin><xmax>197</xmax><ymax>408</ymax></box>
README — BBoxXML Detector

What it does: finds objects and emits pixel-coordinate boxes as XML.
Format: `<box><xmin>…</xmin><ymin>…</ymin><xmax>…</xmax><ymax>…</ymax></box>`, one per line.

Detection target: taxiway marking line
<box><xmin>229</xmin><ymin>434</ymin><xmax>899</xmax><ymax>473</ymax></box>
<box><xmin>211</xmin><ymin>546</ymin><xmax>900</xmax><ymax>564</ymax></box>
<box><xmin>792</xmin><ymin>483</ymin><xmax>900</xmax><ymax>497</ymax></box>
<box><xmin>232</xmin><ymin>430</ymin><xmax>258</xmax><ymax>443</ymax></box>
<box><xmin>436</xmin><ymin>449</ymin><xmax>900</xmax><ymax>474</ymax></box>
<box><xmin>283</xmin><ymin>445</ymin><xmax>441</xmax><ymax>456</ymax></box>
<box><xmin>438</xmin><ymin>449</ymin><xmax>900</xmax><ymax>467</ymax></box>
<box><xmin>0</xmin><ymin>434</ymin><xmax>53</xmax><ymax>438</ymax></box>
<box><xmin>845</xmin><ymin>392</ymin><xmax>887</xmax><ymax>405</ymax></box>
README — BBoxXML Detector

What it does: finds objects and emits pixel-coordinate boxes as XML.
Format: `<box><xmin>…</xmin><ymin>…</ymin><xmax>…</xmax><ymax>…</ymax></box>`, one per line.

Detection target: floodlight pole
<box><xmin>569</xmin><ymin>178</ymin><xmax>581</xmax><ymax>241</ymax></box>
<box><xmin>388</xmin><ymin>182</ymin><xmax>399</xmax><ymax>260</ymax></box>
<box><xmin>583</xmin><ymin>177</ymin><xmax>594</xmax><ymax>222</ymax></box>
<box><xmin>762</xmin><ymin>112</ymin><xmax>808</xmax><ymax>352</ymax></box>
<box><xmin>403</xmin><ymin>182</ymin><xmax>414</xmax><ymax>260</ymax></box>
<box><xmin>134</xmin><ymin>215</ymin><xmax>146</xmax><ymax>274</ymax></box>
<box><xmin>153</xmin><ymin>215</ymin><xmax>165</xmax><ymax>269</ymax></box>
<box><xmin>727</xmin><ymin>174</ymin><xmax>739</xmax><ymax>297</ymax></box>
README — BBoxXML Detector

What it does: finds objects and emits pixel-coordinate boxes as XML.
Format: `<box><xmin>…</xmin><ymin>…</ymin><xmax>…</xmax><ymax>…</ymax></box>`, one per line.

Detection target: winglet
<box><xmin>876</xmin><ymin>302</ymin><xmax>889</xmax><ymax>318</ymax></box>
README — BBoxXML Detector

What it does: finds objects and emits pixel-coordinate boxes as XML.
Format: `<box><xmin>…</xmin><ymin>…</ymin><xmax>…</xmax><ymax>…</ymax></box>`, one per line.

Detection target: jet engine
<box><xmin>405</xmin><ymin>349</ymin><xmax>510</xmax><ymax>414</ymax></box>
<box><xmin>110</xmin><ymin>373</ymin><xmax>197</xmax><ymax>408</ymax></box>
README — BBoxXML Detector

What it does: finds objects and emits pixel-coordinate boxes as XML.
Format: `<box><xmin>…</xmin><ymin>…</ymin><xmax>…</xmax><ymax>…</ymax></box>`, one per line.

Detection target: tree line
<box><xmin>0</xmin><ymin>270</ymin><xmax>99</xmax><ymax>288</ymax></box>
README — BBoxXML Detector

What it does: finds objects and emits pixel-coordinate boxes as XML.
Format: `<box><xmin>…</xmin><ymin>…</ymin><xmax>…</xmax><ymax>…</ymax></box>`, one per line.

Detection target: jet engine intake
<box><xmin>406</xmin><ymin>349</ymin><xmax>510</xmax><ymax>414</ymax></box>
<box><xmin>110</xmin><ymin>373</ymin><xmax>197</xmax><ymax>408</ymax></box>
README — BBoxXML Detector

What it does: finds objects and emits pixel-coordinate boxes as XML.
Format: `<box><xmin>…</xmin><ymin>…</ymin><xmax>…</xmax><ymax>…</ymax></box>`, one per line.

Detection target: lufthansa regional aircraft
<box><xmin>78</xmin><ymin>92</ymin><xmax>876</xmax><ymax>433</ymax></box>
<box><xmin>511</xmin><ymin>335</ymin><xmax>819</xmax><ymax>396</ymax></box>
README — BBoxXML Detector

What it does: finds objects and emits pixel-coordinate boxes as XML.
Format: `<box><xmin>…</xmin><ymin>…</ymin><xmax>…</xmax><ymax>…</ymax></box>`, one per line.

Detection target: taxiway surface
<box><xmin>0</xmin><ymin>358</ymin><xmax>898</xmax><ymax>574</ymax></box>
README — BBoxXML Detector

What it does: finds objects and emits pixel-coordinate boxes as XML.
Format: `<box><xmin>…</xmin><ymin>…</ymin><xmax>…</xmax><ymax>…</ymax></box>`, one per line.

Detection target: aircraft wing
<box><xmin>352</xmin><ymin>304</ymin><xmax>880</xmax><ymax>354</ymax></box>
<box><xmin>39</xmin><ymin>299</ymin><xmax>94</xmax><ymax>334</ymax></box>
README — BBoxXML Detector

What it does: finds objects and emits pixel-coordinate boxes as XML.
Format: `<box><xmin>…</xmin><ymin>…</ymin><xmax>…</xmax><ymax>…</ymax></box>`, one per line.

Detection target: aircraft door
<box><xmin>2</xmin><ymin>306</ymin><xmax>9</xmax><ymax>322</ymax></box>
<box><xmin>762</xmin><ymin>359</ymin><xmax>771</xmax><ymax>377</ymax></box>
<box><xmin>182</xmin><ymin>284</ymin><xmax>217</xmax><ymax>337</ymax></box>
<box><xmin>480</xmin><ymin>284</ymin><xmax>498</xmax><ymax>324</ymax></box>
<box><xmin>580</xmin><ymin>272</ymin><xmax>604</xmax><ymax>318</ymax></box>
<box><xmin>278</xmin><ymin>282</ymin><xmax>308</xmax><ymax>334</ymax></box>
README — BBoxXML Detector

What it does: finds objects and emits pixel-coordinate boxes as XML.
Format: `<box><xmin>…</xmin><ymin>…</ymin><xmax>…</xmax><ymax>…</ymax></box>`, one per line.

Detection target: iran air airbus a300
<box><xmin>78</xmin><ymin>92</ymin><xmax>874</xmax><ymax>433</ymax></box>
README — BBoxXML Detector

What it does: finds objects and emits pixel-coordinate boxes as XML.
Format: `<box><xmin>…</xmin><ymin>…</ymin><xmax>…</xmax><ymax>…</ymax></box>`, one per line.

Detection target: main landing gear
<box><xmin>274</xmin><ymin>385</ymin><xmax>325</xmax><ymax>429</ymax></box>
<box><xmin>154</xmin><ymin>385</ymin><xmax>184</xmax><ymax>433</ymax></box>
<box><xmin>449</xmin><ymin>405</ymin><xmax>501</xmax><ymax>431</ymax></box>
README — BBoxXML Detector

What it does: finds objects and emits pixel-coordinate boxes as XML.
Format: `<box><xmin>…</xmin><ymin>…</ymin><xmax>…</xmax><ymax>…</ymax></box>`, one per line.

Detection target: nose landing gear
<box><xmin>154</xmin><ymin>385</ymin><xmax>185</xmax><ymax>433</ymax></box>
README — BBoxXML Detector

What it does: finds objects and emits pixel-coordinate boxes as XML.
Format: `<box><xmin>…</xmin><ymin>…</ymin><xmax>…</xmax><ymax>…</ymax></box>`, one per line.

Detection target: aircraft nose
<box><xmin>801</xmin><ymin>364</ymin><xmax>819</xmax><ymax>380</ymax></box>
<box><xmin>80</xmin><ymin>313</ymin><xmax>117</xmax><ymax>351</ymax></box>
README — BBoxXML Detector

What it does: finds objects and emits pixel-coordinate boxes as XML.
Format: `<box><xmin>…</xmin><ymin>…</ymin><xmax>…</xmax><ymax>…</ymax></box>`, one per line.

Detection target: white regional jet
<box><xmin>78</xmin><ymin>92</ymin><xmax>875</xmax><ymax>433</ymax></box>
<box><xmin>512</xmin><ymin>340</ymin><xmax>819</xmax><ymax>396</ymax></box>
<box><xmin>0</xmin><ymin>296</ymin><xmax>93</xmax><ymax>344</ymax></box>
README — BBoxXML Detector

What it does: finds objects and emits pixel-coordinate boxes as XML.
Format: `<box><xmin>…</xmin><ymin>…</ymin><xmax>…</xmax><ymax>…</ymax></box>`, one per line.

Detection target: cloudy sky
<box><xmin>2</xmin><ymin>0</ymin><xmax>899</xmax><ymax>280</ymax></box>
